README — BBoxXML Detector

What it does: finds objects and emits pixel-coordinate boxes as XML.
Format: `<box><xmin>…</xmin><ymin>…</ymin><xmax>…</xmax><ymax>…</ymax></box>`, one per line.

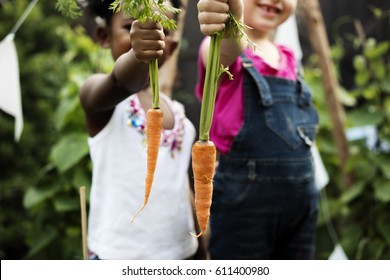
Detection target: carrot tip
<box><xmin>130</xmin><ymin>204</ymin><xmax>146</xmax><ymax>224</ymax></box>
<box><xmin>190</xmin><ymin>230</ymin><xmax>204</xmax><ymax>238</ymax></box>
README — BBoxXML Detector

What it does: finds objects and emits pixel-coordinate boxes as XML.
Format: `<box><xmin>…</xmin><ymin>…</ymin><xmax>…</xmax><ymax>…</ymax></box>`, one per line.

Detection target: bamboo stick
<box><xmin>300</xmin><ymin>0</ymin><xmax>352</xmax><ymax>188</ymax></box>
<box><xmin>79</xmin><ymin>186</ymin><xmax>88</xmax><ymax>260</ymax></box>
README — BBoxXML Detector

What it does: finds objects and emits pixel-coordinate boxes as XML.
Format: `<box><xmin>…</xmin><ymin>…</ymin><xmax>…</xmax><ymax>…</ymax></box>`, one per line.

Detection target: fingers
<box><xmin>197</xmin><ymin>0</ymin><xmax>230</xmax><ymax>36</ymax></box>
<box><xmin>131</xmin><ymin>20</ymin><xmax>166</xmax><ymax>63</ymax></box>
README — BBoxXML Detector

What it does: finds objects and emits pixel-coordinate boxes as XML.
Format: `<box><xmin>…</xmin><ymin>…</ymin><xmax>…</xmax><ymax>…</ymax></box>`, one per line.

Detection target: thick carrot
<box><xmin>190</xmin><ymin>13</ymin><xmax>248</xmax><ymax>237</ymax></box>
<box><xmin>131</xmin><ymin>108</ymin><xmax>163</xmax><ymax>223</ymax></box>
<box><xmin>190</xmin><ymin>140</ymin><xmax>216</xmax><ymax>237</ymax></box>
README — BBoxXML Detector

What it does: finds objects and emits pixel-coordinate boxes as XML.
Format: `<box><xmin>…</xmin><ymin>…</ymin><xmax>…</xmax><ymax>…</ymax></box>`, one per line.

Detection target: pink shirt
<box><xmin>195</xmin><ymin>41</ymin><xmax>298</xmax><ymax>155</ymax></box>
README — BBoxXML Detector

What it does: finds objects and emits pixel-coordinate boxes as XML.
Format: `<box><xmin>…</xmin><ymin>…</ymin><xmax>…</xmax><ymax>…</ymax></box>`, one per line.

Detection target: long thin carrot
<box><xmin>130</xmin><ymin>58</ymin><xmax>162</xmax><ymax>223</ymax></box>
<box><xmin>109</xmin><ymin>0</ymin><xmax>179</xmax><ymax>222</ymax></box>
<box><xmin>131</xmin><ymin>108</ymin><xmax>163</xmax><ymax>223</ymax></box>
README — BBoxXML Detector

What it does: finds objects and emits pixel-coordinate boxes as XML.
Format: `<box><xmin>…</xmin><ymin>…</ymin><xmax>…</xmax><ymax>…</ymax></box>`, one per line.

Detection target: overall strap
<box><xmin>296</xmin><ymin>62</ymin><xmax>311</xmax><ymax>108</ymax></box>
<box><xmin>240</xmin><ymin>53</ymin><xmax>273</xmax><ymax>107</ymax></box>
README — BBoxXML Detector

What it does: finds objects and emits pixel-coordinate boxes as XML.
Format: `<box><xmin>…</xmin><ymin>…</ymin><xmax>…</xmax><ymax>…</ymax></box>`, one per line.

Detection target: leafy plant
<box><xmin>22</xmin><ymin>25</ymin><xmax>113</xmax><ymax>259</ymax></box>
<box><xmin>306</xmin><ymin>9</ymin><xmax>390</xmax><ymax>259</ymax></box>
<box><xmin>0</xmin><ymin>0</ymin><xmax>72</xmax><ymax>259</ymax></box>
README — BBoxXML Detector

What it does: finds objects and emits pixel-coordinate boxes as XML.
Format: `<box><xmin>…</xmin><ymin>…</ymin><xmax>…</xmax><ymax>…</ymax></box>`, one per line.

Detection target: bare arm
<box><xmin>80</xmin><ymin>20</ymin><xmax>165</xmax><ymax>136</ymax></box>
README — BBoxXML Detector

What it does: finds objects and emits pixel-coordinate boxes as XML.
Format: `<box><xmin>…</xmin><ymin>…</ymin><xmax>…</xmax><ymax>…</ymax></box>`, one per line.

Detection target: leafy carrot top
<box><xmin>56</xmin><ymin>0</ymin><xmax>179</xmax><ymax>30</ymax></box>
<box><xmin>111</xmin><ymin>0</ymin><xmax>179</xmax><ymax>30</ymax></box>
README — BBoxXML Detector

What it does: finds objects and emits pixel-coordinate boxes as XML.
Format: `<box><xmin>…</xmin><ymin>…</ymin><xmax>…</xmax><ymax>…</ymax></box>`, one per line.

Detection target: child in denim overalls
<box><xmin>196</xmin><ymin>0</ymin><xmax>319</xmax><ymax>259</ymax></box>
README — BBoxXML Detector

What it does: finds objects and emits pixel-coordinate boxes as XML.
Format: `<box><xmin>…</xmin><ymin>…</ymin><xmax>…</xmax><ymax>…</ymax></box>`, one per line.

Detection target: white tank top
<box><xmin>87</xmin><ymin>94</ymin><xmax>198</xmax><ymax>259</ymax></box>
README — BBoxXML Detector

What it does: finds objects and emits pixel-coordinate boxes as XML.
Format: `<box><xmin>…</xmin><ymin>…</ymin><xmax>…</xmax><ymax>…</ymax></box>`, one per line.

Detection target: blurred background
<box><xmin>0</xmin><ymin>0</ymin><xmax>389</xmax><ymax>259</ymax></box>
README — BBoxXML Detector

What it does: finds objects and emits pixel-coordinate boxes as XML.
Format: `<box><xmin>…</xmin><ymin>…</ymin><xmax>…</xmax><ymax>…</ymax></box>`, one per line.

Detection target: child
<box><xmin>196</xmin><ymin>0</ymin><xmax>319</xmax><ymax>259</ymax></box>
<box><xmin>80</xmin><ymin>0</ymin><xmax>201</xmax><ymax>259</ymax></box>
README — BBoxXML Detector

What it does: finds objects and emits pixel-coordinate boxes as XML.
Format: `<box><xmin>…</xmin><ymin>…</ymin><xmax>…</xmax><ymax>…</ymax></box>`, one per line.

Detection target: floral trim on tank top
<box><xmin>126</xmin><ymin>94</ymin><xmax>185</xmax><ymax>157</ymax></box>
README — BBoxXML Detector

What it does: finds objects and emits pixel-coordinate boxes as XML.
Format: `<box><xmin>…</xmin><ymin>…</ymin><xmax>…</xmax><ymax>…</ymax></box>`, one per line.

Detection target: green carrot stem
<box><xmin>199</xmin><ymin>33</ymin><xmax>223</xmax><ymax>141</ymax></box>
<box><xmin>149</xmin><ymin>59</ymin><xmax>160</xmax><ymax>109</ymax></box>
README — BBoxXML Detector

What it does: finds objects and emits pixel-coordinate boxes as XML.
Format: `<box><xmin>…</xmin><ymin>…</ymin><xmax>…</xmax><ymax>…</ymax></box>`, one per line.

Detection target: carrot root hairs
<box><xmin>190</xmin><ymin>140</ymin><xmax>216</xmax><ymax>237</ymax></box>
<box><xmin>131</xmin><ymin>108</ymin><xmax>163</xmax><ymax>223</ymax></box>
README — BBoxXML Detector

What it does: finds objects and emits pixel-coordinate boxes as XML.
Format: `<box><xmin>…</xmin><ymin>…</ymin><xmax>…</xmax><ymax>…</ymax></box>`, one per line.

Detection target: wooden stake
<box><xmin>300</xmin><ymin>0</ymin><xmax>352</xmax><ymax>188</ymax></box>
<box><xmin>79</xmin><ymin>186</ymin><xmax>88</xmax><ymax>260</ymax></box>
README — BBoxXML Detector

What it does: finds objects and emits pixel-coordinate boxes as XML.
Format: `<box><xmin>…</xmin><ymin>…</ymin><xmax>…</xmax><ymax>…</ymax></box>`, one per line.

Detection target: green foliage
<box><xmin>199</xmin><ymin>13</ymin><xmax>247</xmax><ymax>141</ymax></box>
<box><xmin>0</xmin><ymin>0</ymin><xmax>112</xmax><ymax>259</ymax></box>
<box><xmin>305</xmin><ymin>10</ymin><xmax>390</xmax><ymax>259</ymax></box>
<box><xmin>55</xmin><ymin>0</ymin><xmax>82</xmax><ymax>19</ymax></box>
<box><xmin>110</xmin><ymin>0</ymin><xmax>180</xmax><ymax>30</ymax></box>
<box><xmin>21</xmin><ymin>25</ymin><xmax>112</xmax><ymax>259</ymax></box>
<box><xmin>0</xmin><ymin>0</ymin><xmax>70</xmax><ymax>259</ymax></box>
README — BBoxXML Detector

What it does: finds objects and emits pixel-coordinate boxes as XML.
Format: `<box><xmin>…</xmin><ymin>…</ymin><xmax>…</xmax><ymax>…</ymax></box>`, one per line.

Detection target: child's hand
<box><xmin>197</xmin><ymin>0</ymin><xmax>243</xmax><ymax>36</ymax></box>
<box><xmin>130</xmin><ymin>20</ymin><xmax>165</xmax><ymax>63</ymax></box>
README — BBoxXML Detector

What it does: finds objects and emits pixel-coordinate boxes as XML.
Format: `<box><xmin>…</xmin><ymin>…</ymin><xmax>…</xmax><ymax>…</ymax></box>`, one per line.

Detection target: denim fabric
<box><xmin>208</xmin><ymin>54</ymin><xmax>320</xmax><ymax>260</ymax></box>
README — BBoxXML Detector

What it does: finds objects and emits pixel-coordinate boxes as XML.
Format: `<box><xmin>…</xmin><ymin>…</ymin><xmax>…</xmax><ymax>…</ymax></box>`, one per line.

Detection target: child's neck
<box><xmin>252</xmin><ymin>38</ymin><xmax>280</xmax><ymax>69</ymax></box>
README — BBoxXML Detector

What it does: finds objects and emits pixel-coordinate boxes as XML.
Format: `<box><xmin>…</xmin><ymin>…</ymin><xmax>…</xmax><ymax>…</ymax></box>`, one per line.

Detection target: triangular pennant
<box><xmin>0</xmin><ymin>34</ymin><xmax>23</xmax><ymax>141</ymax></box>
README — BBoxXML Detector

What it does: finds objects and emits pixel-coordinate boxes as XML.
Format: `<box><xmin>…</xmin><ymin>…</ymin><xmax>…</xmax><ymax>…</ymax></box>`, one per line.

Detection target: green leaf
<box><xmin>364</xmin><ymin>41</ymin><xmax>390</xmax><ymax>60</ymax></box>
<box><xmin>353</xmin><ymin>55</ymin><xmax>366</xmax><ymax>71</ymax></box>
<box><xmin>359</xmin><ymin>238</ymin><xmax>385</xmax><ymax>260</ymax></box>
<box><xmin>380</xmin><ymin>78</ymin><xmax>390</xmax><ymax>92</ymax></box>
<box><xmin>55</xmin><ymin>94</ymin><xmax>79</xmax><ymax>130</ymax></box>
<box><xmin>23</xmin><ymin>185</ymin><xmax>60</xmax><ymax>209</ymax></box>
<box><xmin>338</xmin><ymin>86</ymin><xmax>356</xmax><ymax>107</ymax></box>
<box><xmin>53</xmin><ymin>194</ymin><xmax>80</xmax><ymax>212</ymax></box>
<box><xmin>377</xmin><ymin>216</ymin><xmax>390</xmax><ymax>246</ymax></box>
<box><xmin>55</xmin><ymin>0</ymin><xmax>82</xmax><ymax>19</ymax></box>
<box><xmin>50</xmin><ymin>133</ymin><xmax>89</xmax><ymax>173</ymax></box>
<box><xmin>340</xmin><ymin>181</ymin><xmax>365</xmax><ymax>204</ymax></box>
<box><xmin>355</xmin><ymin>71</ymin><xmax>370</xmax><ymax>87</ymax></box>
<box><xmin>340</xmin><ymin>224</ymin><xmax>363</xmax><ymax>259</ymax></box>
<box><xmin>362</xmin><ymin>85</ymin><xmax>380</xmax><ymax>100</ymax></box>
<box><xmin>110</xmin><ymin>0</ymin><xmax>179</xmax><ymax>30</ymax></box>
<box><xmin>24</xmin><ymin>226</ymin><xmax>58</xmax><ymax>259</ymax></box>
<box><xmin>347</xmin><ymin>109</ymin><xmax>383</xmax><ymax>126</ymax></box>
<box><xmin>373</xmin><ymin>179</ymin><xmax>390</xmax><ymax>202</ymax></box>
<box><xmin>370</xmin><ymin>6</ymin><xmax>383</xmax><ymax>18</ymax></box>
<box><xmin>72</xmin><ymin>169</ymin><xmax>91</xmax><ymax>193</ymax></box>
<box><xmin>371</xmin><ymin>154</ymin><xmax>390</xmax><ymax>177</ymax></box>
<box><xmin>318</xmin><ymin>195</ymin><xmax>342</xmax><ymax>226</ymax></box>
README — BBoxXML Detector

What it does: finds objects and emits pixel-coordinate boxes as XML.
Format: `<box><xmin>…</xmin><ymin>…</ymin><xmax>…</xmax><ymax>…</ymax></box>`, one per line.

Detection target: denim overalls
<box><xmin>208</xmin><ymin>54</ymin><xmax>320</xmax><ymax>260</ymax></box>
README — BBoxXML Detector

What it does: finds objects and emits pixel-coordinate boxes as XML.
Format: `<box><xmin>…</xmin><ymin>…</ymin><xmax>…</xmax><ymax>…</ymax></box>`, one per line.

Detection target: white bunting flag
<box><xmin>0</xmin><ymin>34</ymin><xmax>23</xmax><ymax>141</ymax></box>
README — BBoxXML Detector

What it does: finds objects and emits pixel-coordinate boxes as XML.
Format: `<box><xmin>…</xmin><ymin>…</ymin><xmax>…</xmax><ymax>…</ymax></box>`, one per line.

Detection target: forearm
<box><xmin>79</xmin><ymin>51</ymin><xmax>149</xmax><ymax>114</ymax></box>
<box><xmin>114</xmin><ymin>49</ymin><xmax>150</xmax><ymax>93</ymax></box>
<box><xmin>219</xmin><ymin>35</ymin><xmax>247</xmax><ymax>67</ymax></box>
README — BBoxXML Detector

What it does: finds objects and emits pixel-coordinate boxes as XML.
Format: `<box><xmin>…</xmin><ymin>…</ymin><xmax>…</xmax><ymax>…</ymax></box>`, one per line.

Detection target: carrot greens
<box><xmin>198</xmin><ymin>12</ymin><xmax>249</xmax><ymax>141</ymax></box>
<box><xmin>191</xmin><ymin>12</ymin><xmax>250</xmax><ymax>237</ymax></box>
<box><xmin>56</xmin><ymin>0</ymin><xmax>83</xmax><ymax>19</ymax></box>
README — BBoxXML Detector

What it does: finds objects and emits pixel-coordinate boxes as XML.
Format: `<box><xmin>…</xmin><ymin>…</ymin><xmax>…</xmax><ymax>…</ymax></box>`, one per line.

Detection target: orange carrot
<box><xmin>131</xmin><ymin>108</ymin><xmax>163</xmax><ymax>223</ymax></box>
<box><xmin>190</xmin><ymin>140</ymin><xmax>216</xmax><ymax>237</ymax></box>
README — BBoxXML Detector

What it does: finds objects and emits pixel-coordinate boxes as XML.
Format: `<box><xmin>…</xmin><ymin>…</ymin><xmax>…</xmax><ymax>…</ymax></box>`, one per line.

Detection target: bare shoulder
<box><xmin>79</xmin><ymin>72</ymin><xmax>117</xmax><ymax>137</ymax></box>
<box><xmin>79</xmin><ymin>73</ymin><xmax>107</xmax><ymax>108</ymax></box>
